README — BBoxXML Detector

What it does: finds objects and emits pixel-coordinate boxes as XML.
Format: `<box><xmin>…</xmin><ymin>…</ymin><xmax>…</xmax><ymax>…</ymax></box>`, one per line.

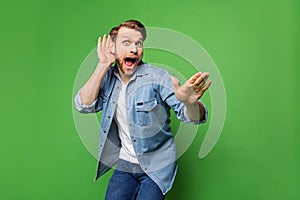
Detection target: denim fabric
<box><xmin>105</xmin><ymin>159</ymin><xmax>164</xmax><ymax>200</ymax></box>
<box><xmin>75</xmin><ymin>63</ymin><xmax>207</xmax><ymax>195</ymax></box>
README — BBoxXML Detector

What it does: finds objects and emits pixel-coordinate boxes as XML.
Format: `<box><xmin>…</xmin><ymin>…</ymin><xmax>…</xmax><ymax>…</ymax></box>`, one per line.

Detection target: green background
<box><xmin>1</xmin><ymin>0</ymin><xmax>299</xmax><ymax>199</ymax></box>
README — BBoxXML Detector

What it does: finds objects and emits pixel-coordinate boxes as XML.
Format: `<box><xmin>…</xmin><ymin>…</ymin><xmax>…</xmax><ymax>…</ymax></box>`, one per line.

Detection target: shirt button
<box><xmin>144</xmin><ymin>168</ymin><xmax>147</xmax><ymax>171</ymax></box>
<box><xmin>133</xmin><ymin>139</ymin><xmax>136</xmax><ymax>142</ymax></box>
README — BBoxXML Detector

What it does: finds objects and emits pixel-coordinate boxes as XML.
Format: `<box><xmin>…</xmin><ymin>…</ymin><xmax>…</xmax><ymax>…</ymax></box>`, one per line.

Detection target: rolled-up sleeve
<box><xmin>74</xmin><ymin>90</ymin><xmax>99</xmax><ymax>113</ymax></box>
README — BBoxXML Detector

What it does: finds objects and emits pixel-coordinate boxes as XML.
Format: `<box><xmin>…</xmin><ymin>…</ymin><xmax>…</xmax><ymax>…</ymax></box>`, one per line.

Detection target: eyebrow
<box><xmin>119</xmin><ymin>35</ymin><xmax>143</xmax><ymax>41</ymax></box>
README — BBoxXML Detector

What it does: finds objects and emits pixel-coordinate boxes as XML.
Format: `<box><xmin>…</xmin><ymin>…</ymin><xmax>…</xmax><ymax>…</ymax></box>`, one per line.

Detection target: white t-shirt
<box><xmin>114</xmin><ymin>82</ymin><xmax>139</xmax><ymax>164</ymax></box>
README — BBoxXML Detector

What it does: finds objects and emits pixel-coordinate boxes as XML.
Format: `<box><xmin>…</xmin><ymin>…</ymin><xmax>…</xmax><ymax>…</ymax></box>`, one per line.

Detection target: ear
<box><xmin>110</xmin><ymin>43</ymin><xmax>116</xmax><ymax>53</ymax></box>
<box><xmin>110</xmin><ymin>42</ymin><xmax>115</xmax><ymax>53</ymax></box>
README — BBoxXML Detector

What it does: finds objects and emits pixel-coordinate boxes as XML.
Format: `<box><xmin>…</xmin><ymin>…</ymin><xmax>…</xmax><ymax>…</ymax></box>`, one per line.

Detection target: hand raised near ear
<box><xmin>97</xmin><ymin>34</ymin><xmax>116</xmax><ymax>65</ymax></box>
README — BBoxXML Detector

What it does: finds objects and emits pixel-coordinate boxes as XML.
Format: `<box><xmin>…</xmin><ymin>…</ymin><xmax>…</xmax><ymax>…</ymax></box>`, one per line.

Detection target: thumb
<box><xmin>171</xmin><ymin>76</ymin><xmax>179</xmax><ymax>90</ymax></box>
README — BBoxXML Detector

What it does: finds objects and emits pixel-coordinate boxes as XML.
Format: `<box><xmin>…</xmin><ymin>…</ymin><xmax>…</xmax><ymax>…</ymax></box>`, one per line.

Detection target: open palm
<box><xmin>171</xmin><ymin>72</ymin><xmax>211</xmax><ymax>105</ymax></box>
<box><xmin>97</xmin><ymin>34</ymin><xmax>115</xmax><ymax>65</ymax></box>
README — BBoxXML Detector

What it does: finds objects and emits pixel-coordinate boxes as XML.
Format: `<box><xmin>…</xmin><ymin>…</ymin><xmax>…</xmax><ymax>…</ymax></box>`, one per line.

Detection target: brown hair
<box><xmin>109</xmin><ymin>20</ymin><xmax>147</xmax><ymax>42</ymax></box>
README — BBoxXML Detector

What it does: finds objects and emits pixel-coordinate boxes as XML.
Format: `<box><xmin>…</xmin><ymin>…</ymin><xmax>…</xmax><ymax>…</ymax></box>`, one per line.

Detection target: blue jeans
<box><xmin>105</xmin><ymin>159</ymin><xmax>164</xmax><ymax>200</ymax></box>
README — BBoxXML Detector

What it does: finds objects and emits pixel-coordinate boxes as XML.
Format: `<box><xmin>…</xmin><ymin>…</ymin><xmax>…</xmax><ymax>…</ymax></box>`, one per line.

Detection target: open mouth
<box><xmin>124</xmin><ymin>57</ymin><xmax>138</xmax><ymax>68</ymax></box>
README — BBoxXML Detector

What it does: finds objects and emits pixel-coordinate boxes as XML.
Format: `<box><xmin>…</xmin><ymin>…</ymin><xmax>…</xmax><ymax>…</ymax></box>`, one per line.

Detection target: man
<box><xmin>74</xmin><ymin>20</ymin><xmax>211</xmax><ymax>199</ymax></box>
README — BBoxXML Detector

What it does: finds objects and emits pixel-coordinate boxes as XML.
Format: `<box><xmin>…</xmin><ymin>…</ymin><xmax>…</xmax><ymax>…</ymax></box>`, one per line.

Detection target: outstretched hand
<box><xmin>171</xmin><ymin>72</ymin><xmax>212</xmax><ymax>105</ymax></box>
<box><xmin>97</xmin><ymin>34</ymin><xmax>116</xmax><ymax>65</ymax></box>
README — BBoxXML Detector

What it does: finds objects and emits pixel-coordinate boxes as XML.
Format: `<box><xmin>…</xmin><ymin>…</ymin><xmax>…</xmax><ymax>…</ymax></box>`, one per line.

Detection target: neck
<box><xmin>117</xmin><ymin>65</ymin><xmax>132</xmax><ymax>84</ymax></box>
<box><xmin>121</xmin><ymin>75</ymin><xmax>130</xmax><ymax>84</ymax></box>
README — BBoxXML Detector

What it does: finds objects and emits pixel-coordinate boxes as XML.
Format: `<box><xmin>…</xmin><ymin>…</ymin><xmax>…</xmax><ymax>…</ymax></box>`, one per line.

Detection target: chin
<box><xmin>123</xmin><ymin>64</ymin><xmax>138</xmax><ymax>75</ymax></box>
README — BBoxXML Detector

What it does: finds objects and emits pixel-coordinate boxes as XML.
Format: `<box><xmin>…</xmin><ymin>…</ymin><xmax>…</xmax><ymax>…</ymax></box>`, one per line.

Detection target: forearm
<box><xmin>184</xmin><ymin>101</ymin><xmax>206</xmax><ymax>121</ymax></box>
<box><xmin>80</xmin><ymin>62</ymin><xmax>111</xmax><ymax>105</ymax></box>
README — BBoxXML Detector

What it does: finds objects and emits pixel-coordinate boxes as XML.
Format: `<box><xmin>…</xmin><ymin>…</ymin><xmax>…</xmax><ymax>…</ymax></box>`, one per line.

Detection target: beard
<box><xmin>116</xmin><ymin>55</ymin><xmax>143</xmax><ymax>78</ymax></box>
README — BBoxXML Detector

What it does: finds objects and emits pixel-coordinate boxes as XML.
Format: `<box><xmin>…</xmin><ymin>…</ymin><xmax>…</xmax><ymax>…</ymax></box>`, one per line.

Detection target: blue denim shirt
<box><xmin>74</xmin><ymin>63</ymin><xmax>207</xmax><ymax>195</ymax></box>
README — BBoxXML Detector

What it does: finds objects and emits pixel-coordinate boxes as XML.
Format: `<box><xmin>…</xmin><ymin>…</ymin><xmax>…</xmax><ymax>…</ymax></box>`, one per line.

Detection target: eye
<box><xmin>123</xmin><ymin>40</ymin><xmax>130</xmax><ymax>45</ymax></box>
<box><xmin>136</xmin><ymin>41</ymin><xmax>143</xmax><ymax>48</ymax></box>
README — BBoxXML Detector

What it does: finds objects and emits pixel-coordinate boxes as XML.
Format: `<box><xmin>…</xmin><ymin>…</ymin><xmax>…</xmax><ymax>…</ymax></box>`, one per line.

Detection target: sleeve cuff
<box><xmin>74</xmin><ymin>90</ymin><xmax>97</xmax><ymax>113</ymax></box>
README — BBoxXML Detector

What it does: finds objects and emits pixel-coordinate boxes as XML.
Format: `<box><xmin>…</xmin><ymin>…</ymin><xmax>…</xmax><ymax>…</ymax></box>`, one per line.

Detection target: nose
<box><xmin>129</xmin><ymin>44</ymin><xmax>138</xmax><ymax>54</ymax></box>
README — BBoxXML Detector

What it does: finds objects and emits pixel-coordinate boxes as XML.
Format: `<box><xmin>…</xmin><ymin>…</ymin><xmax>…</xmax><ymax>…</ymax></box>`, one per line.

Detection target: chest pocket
<box><xmin>135</xmin><ymin>98</ymin><xmax>158</xmax><ymax>126</ymax></box>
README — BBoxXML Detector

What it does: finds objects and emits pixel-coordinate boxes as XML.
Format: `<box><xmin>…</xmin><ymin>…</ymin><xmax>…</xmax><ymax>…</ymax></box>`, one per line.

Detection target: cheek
<box><xmin>115</xmin><ymin>46</ymin><xmax>128</xmax><ymax>57</ymax></box>
<box><xmin>138</xmin><ymin>50</ymin><xmax>144</xmax><ymax>57</ymax></box>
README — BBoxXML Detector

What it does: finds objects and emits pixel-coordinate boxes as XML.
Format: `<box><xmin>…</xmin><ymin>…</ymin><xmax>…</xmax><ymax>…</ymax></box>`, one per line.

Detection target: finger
<box><xmin>97</xmin><ymin>37</ymin><xmax>102</xmax><ymax>53</ymax></box>
<box><xmin>171</xmin><ymin>76</ymin><xmax>179</xmax><ymax>90</ymax></box>
<box><xmin>105</xmin><ymin>35</ymin><xmax>110</xmax><ymax>50</ymax></box>
<box><xmin>201</xmin><ymin>72</ymin><xmax>209</xmax><ymax>81</ymax></box>
<box><xmin>201</xmin><ymin>80</ymin><xmax>212</xmax><ymax>91</ymax></box>
<box><xmin>194</xmin><ymin>80</ymin><xmax>212</xmax><ymax>99</ymax></box>
<box><xmin>191</xmin><ymin>77</ymin><xmax>203</xmax><ymax>87</ymax></box>
<box><xmin>102</xmin><ymin>34</ymin><xmax>107</xmax><ymax>50</ymax></box>
<box><xmin>189</xmin><ymin>72</ymin><xmax>202</xmax><ymax>86</ymax></box>
<box><xmin>197</xmin><ymin>81</ymin><xmax>206</xmax><ymax>89</ymax></box>
<box><xmin>192</xmin><ymin>72</ymin><xmax>209</xmax><ymax>86</ymax></box>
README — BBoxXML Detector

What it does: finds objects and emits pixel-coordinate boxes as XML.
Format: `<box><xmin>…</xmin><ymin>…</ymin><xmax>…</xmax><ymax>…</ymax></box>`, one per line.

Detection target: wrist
<box><xmin>184</xmin><ymin>101</ymin><xmax>199</xmax><ymax>109</ymax></box>
<box><xmin>184</xmin><ymin>101</ymin><xmax>201</xmax><ymax>121</ymax></box>
<box><xmin>97</xmin><ymin>61</ymin><xmax>112</xmax><ymax>69</ymax></box>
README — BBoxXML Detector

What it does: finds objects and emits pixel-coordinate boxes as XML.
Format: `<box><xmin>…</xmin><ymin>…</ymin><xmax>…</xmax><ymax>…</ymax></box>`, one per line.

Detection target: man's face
<box><xmin>114</xmin><ymin>27</ymin><xmax>144</xmax><ymax>79</ymax></box>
